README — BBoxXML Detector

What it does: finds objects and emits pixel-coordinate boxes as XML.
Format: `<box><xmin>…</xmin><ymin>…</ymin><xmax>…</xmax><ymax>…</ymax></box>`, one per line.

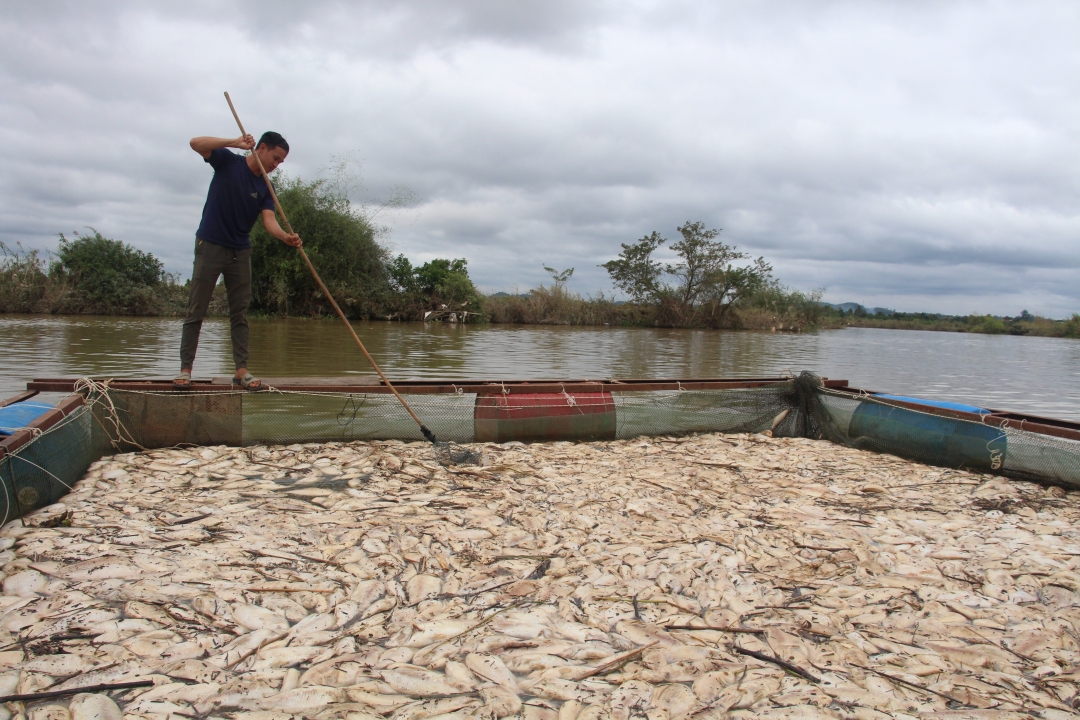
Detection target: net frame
<box><xmin>4</xmin><ymin>371</ymin><xmax>1077</xmax><ymax>529</ymax></box>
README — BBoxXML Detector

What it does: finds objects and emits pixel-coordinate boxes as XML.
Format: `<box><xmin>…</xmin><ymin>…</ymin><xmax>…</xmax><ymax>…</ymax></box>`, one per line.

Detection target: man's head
<box><xmin>255</xmin><ymin>131</ymin><xmax>289</xmax><ymax>174</ymax></box>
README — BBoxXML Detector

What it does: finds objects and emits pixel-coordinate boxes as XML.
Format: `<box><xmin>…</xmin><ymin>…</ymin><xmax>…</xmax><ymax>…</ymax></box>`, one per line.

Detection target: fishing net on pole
<box><xmin>432</xmin><ymin>441</ymin><xmax>482</xmax><ymax>467</ymax></box>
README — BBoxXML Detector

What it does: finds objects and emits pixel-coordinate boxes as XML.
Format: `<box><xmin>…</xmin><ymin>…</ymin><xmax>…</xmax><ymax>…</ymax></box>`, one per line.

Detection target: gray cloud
<box><xmin>1</xmin><ymin>0</ymin><xmax>1078</xmax><ymax>316</ymax></box>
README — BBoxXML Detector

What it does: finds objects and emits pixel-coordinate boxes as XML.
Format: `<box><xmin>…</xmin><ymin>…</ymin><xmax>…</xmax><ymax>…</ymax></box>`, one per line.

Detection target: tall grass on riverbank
<box><xmin>482</xmin><ymin>282</ymin><xmax>834</xmax><ymax>331</ymax></box>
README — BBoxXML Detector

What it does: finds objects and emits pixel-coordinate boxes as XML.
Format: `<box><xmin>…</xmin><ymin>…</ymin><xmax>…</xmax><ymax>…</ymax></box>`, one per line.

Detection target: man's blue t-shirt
<box><xmin>195</xmin><ymin>149</ymin><xmax>276</xmax><ymax>249</ymax></box>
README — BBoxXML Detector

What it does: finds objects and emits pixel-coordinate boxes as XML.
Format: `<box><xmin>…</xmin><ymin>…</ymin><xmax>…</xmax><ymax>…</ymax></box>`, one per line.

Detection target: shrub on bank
<box><xmin>1062</xmin><ymin>314</ymin><xmax>1080</xmax><ymax>339</ymax></box>
<box><xmin>250</xmin><ymin>175</ymin><xmax>389</xmax><ymax>319</ymax></box>
<box><xmin>0</xmin><ymin>232</ymin><xmax>189</xmax><ymax>315</ymax></box>
<box><xmin>51</xmin><ymin>230</ymin><xmax>183</xmax><ymax>315</ymax></box>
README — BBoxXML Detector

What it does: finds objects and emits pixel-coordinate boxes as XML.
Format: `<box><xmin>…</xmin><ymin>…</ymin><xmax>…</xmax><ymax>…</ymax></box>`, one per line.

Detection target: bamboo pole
<box><xmin>223</xmin><ymin>92</ymin><xmax>436</xmax><ymax>443</ymax></box>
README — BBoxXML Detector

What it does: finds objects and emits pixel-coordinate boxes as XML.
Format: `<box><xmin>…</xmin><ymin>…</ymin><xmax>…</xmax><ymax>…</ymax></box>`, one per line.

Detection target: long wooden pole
<box><xmin>224</xmin><ymin>92</ymin><xmax>437</xmax><ymax>443</ymax></box>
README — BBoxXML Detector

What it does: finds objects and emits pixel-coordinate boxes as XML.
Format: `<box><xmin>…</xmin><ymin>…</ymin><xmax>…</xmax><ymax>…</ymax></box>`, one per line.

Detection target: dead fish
<box><xmin>406</xmin><ymin>574</ymin><xmax>442</xmax><ymax>604</ymax></box>
<box><xmin>249</xmin><ymin>686</ymin><xmax>346</xmax><ymax>713</ymax></box>
<box><xmin>252</xmin><ymin>645</ymin><xmax>322</xmax><ymax>669</ymax></box>
<box><xmin>351</xmin><ymin>579</ymin><xmax>386</xmax><ymax>608</ymax></box>
<box><xmin>393</xmin><ymin>695</ymin><xmax>480</xmax><ymax>720</ymax></box>
<box><xmin>614</xmin><ymin>620</ymin><xmax>677</xmax><ymax>647</ymax></box>
<box><xmin>334</xmin><ymin>600</ymin><xmax>360</xmax><ymax>627</ymax></box>
<box><xmin>503</xmin><ymin>653</ymin><xmax>572</xmax><ymax>674</ymax></box>
<box><xmin>2</xmin><ymin>569</ymin><xmax>47</xmax><ymax>597</ymax></box>
<box><xmin>609</xmin><ymin>680</ymin><xmax>655</xmax><ymax>720</ymax></box>
<box><xmin>69</xmin><ymin>693</ymin><xmax>123</xmax><ymax>720</ymax></box>
<box><xmin>407</xmin><ymin>619</ymin><xmax>472</xmax><ymax>648</ymax></box>
<box><xmin>464</xmin><ymin>653</ymin><xmax>518</xmax><ymax>691</ymax></box>
<box><xmin>207</xmin><ymin>627</ymin><xmax>279</xmax><ymax>668</ymax></box>
<box><xmin>22</xmin><ymin>653</ymin><xmax>99</xmax><ymax>675</ymax></box>
<box><xmin>442</xmin><ymin>660</ymin><xmax>476</xmax><ymax>691</ymax></box>
<box><xmin>61</xmin><ymin>557</ymin><xmax>143</xmax><ymax>582</ymax></box>
<box><xmin>480</xmin><ymin>685</ymin><xmax>522</xmax><ymax>717</ymax></box>
<box><xmin>123</xmin><ymin>600</ymin><xmax>175</xmax><ymax>626</ymax></box>
<box><xmin>771</xmin><ymin>408</ymin><xmax>790</xmax><ymax>431</ymax></box>
<box><xmin>345</xmin><ymin>688</ymin><xmax>415</xmax><ymax>712</ymax></box>
<box><xmin>558</xmin><ymin>700</ymin><xmax>584</xmax><ymax>720</ymax></box>
<box><xmin>232</xmin><ymin>603</ymin><xmax>290</xmax><ymax>632</ymax></box>
<box><xmin>518</xmin><ymin>678</ymin><xmax>585</xmax><ymax>702</ymax></box>
<box><xmin>2</xmin><ymin>433</ymin><xmax>1077</xmax><ymax>719</ymax></box>
<box><xmin>381</xmin><ymin>666</ymin><xmax>465</xmax><ymax>697</ymax></box>
<box><xmin>363</xmin><ymin>596</ymin><xmax>397</xmax><ymax>619</ymax></box>
<box><xmin>192</xmin><ymin>593</ymin><xmax>233</xmax><ymax>622</ymax></box>
<box><xmin>650</xmin><ymin>684</ymin><xmax>696</xmax><ymax>720</ymax></box>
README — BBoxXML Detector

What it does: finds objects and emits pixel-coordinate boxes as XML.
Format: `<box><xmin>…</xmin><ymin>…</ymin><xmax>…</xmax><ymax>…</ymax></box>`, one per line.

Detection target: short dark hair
<box><xmin>258</xmin><ymin>131</ymin><xmax>289</xmax><ymax>153</ymax></box>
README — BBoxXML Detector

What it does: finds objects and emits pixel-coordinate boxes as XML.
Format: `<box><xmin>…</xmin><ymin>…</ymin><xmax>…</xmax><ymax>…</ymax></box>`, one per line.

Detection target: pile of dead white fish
<box><xmin>0</xmin><ymin>433</ymin><xmax>1077</xmax><ymax>720</ymax></box>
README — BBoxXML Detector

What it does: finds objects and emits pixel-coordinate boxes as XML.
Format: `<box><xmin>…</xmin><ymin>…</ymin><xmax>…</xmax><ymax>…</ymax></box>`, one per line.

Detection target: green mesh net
<box><xmin>0</xmin><ymin>405</ymin><xmax>109</xmax><ymax>526</ymax></box>
<box><xmin>612</xmin><ymin>386</ymin><xmax>801</xmax><ymax>439</ymax></box>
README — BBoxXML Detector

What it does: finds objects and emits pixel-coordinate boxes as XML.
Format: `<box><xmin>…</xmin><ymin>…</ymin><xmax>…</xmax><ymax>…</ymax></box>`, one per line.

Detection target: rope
<box><xmin>0</xmin><ymin>426</ymin><xmax>44</xmax><ymax>438</ymax></box>
<box><xmin>74</xmin><ymin>378</ymin><xmax>145</xmax><ymax>451</ymax></box>
<box><xmin>0</xmin><ymin>456</ymin><xmax>11</xmax><ymax>527</ymax></box>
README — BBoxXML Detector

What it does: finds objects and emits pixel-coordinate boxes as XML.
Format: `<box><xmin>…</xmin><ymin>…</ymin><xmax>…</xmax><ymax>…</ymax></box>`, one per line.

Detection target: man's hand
<box><xmin>190</xmin><ymin>134</ymin><xmax>254</xmax><ymax>158</ymax></box>
<box><xmin>233</xmin><ymin>134</ymin><xmax>255</xmax><ymax>151</ymax></box>
<box><xmin>261</xmin><ymin>209</ymin><xmax>302</xmax><ymax>247</ymax></box>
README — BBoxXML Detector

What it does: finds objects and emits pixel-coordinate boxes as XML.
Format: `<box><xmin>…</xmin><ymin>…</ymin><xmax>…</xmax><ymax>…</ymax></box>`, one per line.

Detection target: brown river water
<box><xmin>1</xmin><ymin>315</ymin><xmax>1078</xmax><ymax>420</ymax></box>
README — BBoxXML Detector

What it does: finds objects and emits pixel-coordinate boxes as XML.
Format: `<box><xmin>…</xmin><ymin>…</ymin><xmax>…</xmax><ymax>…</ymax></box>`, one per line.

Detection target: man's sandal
<box><xmin>173</xmin><ymin>371</ymin><xmax>192</xmax><ymax>390</ymax></box>
<box><xmin>233</xmin><ymin>373</ymin><xmax>265</xmax><ymax>392</ymax></box>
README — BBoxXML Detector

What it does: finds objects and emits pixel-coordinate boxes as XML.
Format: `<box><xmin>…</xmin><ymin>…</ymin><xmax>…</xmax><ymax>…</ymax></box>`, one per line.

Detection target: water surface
<box><xmin>2</xmin><ymin>315</ymin><xmax>1077</xmax><ymax>420</ymax></box>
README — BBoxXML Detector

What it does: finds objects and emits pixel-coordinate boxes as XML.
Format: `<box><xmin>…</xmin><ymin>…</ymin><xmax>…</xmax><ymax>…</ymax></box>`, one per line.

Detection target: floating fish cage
<box><xmin>1</xmin><ymin>375</ymin><xmax>1079</xmax><ymax>717</ymax></box>
<box><xmin>0</xmin><ymin>373</ymin><xmax>1078</xmax><ymax>526</ymax></box>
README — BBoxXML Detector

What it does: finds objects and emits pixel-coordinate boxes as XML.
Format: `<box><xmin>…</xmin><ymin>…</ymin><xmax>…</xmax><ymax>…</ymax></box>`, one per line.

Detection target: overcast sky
<box><xmin>2</xmin><ymin>0</ymin><xmax>1078</xmax><ymax>316</ymax></box>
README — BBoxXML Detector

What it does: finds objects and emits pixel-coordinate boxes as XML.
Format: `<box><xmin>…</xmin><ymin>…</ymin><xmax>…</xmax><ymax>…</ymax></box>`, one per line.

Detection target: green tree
<box><xmin>52</xmin><ymin>229</ymin><xmax>166</xmax><ymax>313</ymax></box>
<box><xmin>543</xmin><ymin>265</ymin><xmax>574</xmax><ymax>290</ymax></box>
<box><xmin>388</xmin><ymin>254</ymin><xmax>418</xmax><ymax>294</ymax></box>
<box><xmin>250</xmin><ymin>174</ymin><xmax>389</xmax><ymax>318</ymax></box>
<box><xmin>667</xmin><ymin>222</ymin><xmax>772</xmax><ymax>320</ymax></box>
<box><xmin>600</xmin><ymin>231</ymin><xmax>666</xmax><ymax>303</ymax></box>
<box><xmin>601</xmin><ymin>222</ymin><xmax>773</xmax><ymax>326</ymax></box>
<box><xmin>414</xmin><ymin>258</ymin><xmax>478</xmax><ymax>306</ymax></box>
<box><xmin>385</xmin><ymin>255</ymin><xmax>482</xmax><ymax>319</ymax></box>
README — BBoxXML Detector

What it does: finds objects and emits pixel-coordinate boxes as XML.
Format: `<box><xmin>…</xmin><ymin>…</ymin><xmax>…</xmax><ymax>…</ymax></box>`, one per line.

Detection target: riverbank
<box><xmin>0</xmin><ymin>433</ymin><xmax>1076</xmax><ymax>717</ymax></box>
<box><xmin>844</xmin><ymin>312</ymin><xmax>1080</xmax><ymax>339</ymax></box>
<box><xmin>7</xmin><ymin>231</ymin><xmax>1075</xmax><ymax>335</ymax></box>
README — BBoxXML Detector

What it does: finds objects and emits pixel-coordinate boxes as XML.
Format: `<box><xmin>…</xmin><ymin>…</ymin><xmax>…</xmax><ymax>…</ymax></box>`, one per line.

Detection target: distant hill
<box><xmin>824</xmin><ymin>302</ymin><xmax>896</xmax><ymax>316</ymax></box>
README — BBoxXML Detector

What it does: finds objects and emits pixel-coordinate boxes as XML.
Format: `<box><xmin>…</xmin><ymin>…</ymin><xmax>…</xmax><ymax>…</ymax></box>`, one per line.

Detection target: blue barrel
<box><xmin>849</xmin><ymin>400</ymin><xmax>1006</xmax><ymax>472</ymax></box>
<box><xmin>0</xmin><ymin>401</ymin><xmax>54</xmax><ymax>436</ymax></box>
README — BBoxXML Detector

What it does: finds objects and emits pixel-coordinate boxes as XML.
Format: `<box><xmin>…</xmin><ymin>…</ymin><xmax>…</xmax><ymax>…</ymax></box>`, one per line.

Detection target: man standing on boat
<box><xmin>175</xmin><ymin>131</ymin><xmax>302</xmax><ymax>391</ymax></box>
